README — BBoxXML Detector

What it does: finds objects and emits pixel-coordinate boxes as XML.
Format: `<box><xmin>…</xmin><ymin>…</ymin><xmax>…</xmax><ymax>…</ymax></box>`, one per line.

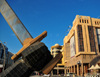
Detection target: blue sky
<box><xmin>0</xmin><ymin>0</ymin><xmax>100</xmax><ymax>53</ymax></box>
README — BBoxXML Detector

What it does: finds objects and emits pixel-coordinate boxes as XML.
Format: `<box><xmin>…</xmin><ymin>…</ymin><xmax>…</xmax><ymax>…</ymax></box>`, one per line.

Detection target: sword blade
<box><xmin>0</xmin><ymin>0</ymin><xmax>33</xmax><ymax>45</ymax></box>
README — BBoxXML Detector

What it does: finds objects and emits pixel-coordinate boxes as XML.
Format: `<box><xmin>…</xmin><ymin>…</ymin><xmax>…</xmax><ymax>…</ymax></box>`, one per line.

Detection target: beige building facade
<box><xmin>50</xmin><ymin>44</ymin><xmax>65</xmax><ymax>76</ymax></box>
<box><xmin>64</xmin><ymin>15</ymin><xmax>100</xmax><ymax>76</ymax></box>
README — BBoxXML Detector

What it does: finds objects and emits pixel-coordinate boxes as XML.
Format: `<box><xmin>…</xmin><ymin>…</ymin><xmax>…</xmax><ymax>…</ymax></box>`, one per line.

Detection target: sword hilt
<box><xmin>11</xmin><ymin>31</ymin><xmax>47</xmax><ymax>61</ymax></box>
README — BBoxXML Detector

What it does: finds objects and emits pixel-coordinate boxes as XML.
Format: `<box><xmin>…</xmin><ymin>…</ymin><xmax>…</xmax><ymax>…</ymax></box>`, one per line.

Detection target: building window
<box><xmin>88</xmin><ymin>26</ymin><xmax>96</xmax><ymax>52</ymax></box>
<box><xmin>56</xmin><ymin>48</ymin><xmax>61</xmax><ymax>49</ymax></box>
<box><xmin>95</xmin><ymin>21</ymin><xmax>96</xmax><ymax>25</ymax></box>
<box><xmin>95</xmin><ymin>21</ymin><xmax>100</xmax><ymax>25</ymax></box>
<box><xmin>85</xmin><ymin>20</ymin><xmax>86</xmax><ymax>23</ymax></box>
<box><xmin>56</xmin><ymin>51</ymin><xmax>60</xmax><ymax>53</ymax></box>
<box><xmin>53</xmin><ymin>69</ymin><xmax>57</xmax><ymax>75</ymax></box>
<box><xmin>80</xmin><ymin>19</ymin><xmax>81</xmax><ymax>23</ymax></box>
<box><xmin>82</xmin><ymin>19</ymin><xmax>84</xmax><ymax>23</ymax></box>
<box><xmin>77</xmin><ymin>25</ymin><xmax>84</xmax><ymax>51</ymax></box>
<box><xmin>87</xmin><ymin>20</ymin><xmax>89</xmax><ymax>23</ymax></box>
<box><xmin>59</xmin><ymin>65</ymin><xmax>64</xmax><ymax>67</ymax></box>
<box><xmin>59</xmin><ymin>70</ymin><xmax>64</xmax><ymax>74</ymax></box>
<box><xmin>52</xmin><ymin>51</ymin><xmax>54</xmax><ymax>53</ymax></box>
<box><xmin>96</xmin><ymin>28</ymin><xmax>100</xmax><ymax>52</ymax></box>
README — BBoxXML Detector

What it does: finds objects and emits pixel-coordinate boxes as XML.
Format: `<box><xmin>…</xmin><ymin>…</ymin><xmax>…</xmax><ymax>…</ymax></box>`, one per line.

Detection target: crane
<box><xmin>0</xmin><ymin>0</ymin><xmax>62</xmax><ymax>77</ymax></box>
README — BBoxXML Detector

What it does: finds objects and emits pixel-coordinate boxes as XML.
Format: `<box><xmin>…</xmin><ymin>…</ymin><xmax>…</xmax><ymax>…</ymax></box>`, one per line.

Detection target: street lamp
<box><xmin>67</xmin><ymin>25</ymin><xmax>72</xmax><ymax>33</ymax></box>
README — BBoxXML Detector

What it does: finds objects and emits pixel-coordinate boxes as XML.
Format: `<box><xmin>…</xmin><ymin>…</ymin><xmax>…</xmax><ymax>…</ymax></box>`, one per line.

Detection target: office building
<box><xmin>64</xmin><ymin>15</ymin><xmax>100</xmax><ymax>76</ymax></box>
<box><xmin>50</xmin><ymin>44</ymin><xmax>65</xmax><ymax>75</ymax></box>
<box><xmin>0</xmin><ymin>43</ymin><xmax>14</xmax><ymax>72</ymax></box>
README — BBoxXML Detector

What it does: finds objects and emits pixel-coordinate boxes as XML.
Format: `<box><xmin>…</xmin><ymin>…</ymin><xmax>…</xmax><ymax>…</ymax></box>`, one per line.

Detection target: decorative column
<box><xmin>51</xmin><ymin>71</ymin><xmax>53</xmax><ymax>76</ymax></box>
<box><xmin>81</xmin><ymin>63</ymin><xmax>84</xmax><ymax>76</ymax></box>
<box><xmin>74</xmin><ymin>65</ymin><xmax>76</xmax><ymax>73</ymax></box>
<box><xmin>64</xmin><ymin>67</ymin><xmax>66</xmax><ymax>76</ymax></box>
<box><xmin>69</xmin><ymin>67</ymin><xmax>71</xmax><ymax>73</ymax></box>
<box><xmin>84</xmin><ymin>65</ymin><xmax>86</xmax><ymax>75</ymax></box>
<box><xmin>57</xmin><ymin>66</ymin><xmax>59</xmax><ymax>75</ymax></box>
<box><xmin>77</xmin><ymin>64</ymin><xmax>79</xmax><ymax>76</ymax></box>
<box><xmin>71</xmin><ymin>66</ymin><xmax>72</xmax><ymax>73</ymax></box>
